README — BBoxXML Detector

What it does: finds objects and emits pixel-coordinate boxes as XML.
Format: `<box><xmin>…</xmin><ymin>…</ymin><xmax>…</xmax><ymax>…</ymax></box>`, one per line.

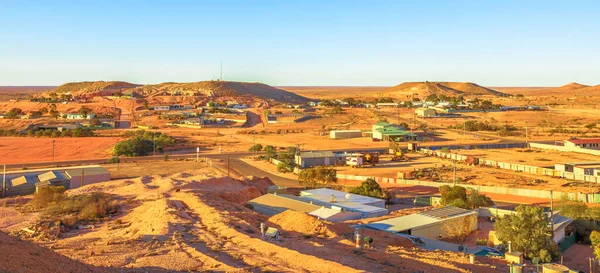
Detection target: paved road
<box><xmin>3</xmin><ymin>152</ymin><xmax>256</xmax><ymax>169</ymax></box>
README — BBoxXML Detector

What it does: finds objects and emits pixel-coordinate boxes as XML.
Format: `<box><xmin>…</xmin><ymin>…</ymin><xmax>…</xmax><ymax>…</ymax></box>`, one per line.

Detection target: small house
<box><xmin>415</xmin><ymin>108</ymin><xmax>436</xmax><ymax>118</ymax></box>
<box><xmin>295</xmin><ymin>151</ymin><xmax>335</xmax><ymax>168</ymax></box>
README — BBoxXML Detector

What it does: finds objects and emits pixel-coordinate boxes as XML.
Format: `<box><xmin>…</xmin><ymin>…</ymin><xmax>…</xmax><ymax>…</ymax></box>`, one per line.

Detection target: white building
<box><xmin>65</xmin><ymin>113</ymin><xmax>96</xmax><ymax>120</ymax></box>
<box><xmin>415</xmin><ymin>108</ymin><xmax>436</xmax><ymax>118</ymax></box>
<box><xmin>330</xmin><ymin>130</ymin><xmax>362</xmax><ymax>139</ymax></box>
<box><xmin>299</xmin><ymin>188</ymin><xmax>388</xmax><ymax>218</ymax></box>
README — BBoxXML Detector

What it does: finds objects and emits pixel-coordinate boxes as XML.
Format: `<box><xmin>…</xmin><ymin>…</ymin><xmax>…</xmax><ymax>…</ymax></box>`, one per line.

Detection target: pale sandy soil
<box><xmin>0</xmin><ymin>166</ymin><xmax>507</xmax><ymax>272</ymax></box>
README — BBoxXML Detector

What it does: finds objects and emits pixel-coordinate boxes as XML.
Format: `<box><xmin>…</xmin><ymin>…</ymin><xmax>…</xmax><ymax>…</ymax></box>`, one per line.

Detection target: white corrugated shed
<box><xmin>329</xmin><ymin>130</ymin><xmax>362</xmax><ymax>139</ymax></box>
<box><xmin>300</xmin><ymin>188</ymin><xmax>386</xmax><ymax>208</ymax></box>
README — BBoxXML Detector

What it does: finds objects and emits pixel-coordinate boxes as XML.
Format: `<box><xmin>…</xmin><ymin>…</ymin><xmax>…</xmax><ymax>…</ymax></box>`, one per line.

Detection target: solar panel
<box><xmin>265</xmin><ymin>227</ymin><xmax>279</xmax><ymax>238</ymax></box>
<box><xmin>419</xmin><ymin>206</ymin><xmax>470</xmax><ymax>220</ymax></box>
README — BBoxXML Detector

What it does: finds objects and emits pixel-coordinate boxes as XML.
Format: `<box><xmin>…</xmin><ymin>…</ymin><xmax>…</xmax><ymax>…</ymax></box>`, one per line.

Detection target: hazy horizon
<box><xmin>1</xmin><ymin>0</ymin><xmax>599</xmax><ymax>86</ymax></box>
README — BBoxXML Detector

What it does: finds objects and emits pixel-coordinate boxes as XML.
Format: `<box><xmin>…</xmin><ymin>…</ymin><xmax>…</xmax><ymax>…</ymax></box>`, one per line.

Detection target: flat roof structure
<box><xmin>246</xmin><ymin>194</ymin><xmax>321</xmax><ymax>215</ymax></box>
<box><xmin>366</xmin><ymin>206</ymin><xmax>476</xmax><ymax>233</ymax></box>
<box><xmin>300</xmin><ymin>188</ymin><xmax>384</xmax><ymax>206</ymax></box>
<box><xmin>299</xmin><ymin>188</ymin><xmax>388</xmax><ymax>218</ymax></box>
<box><xmin>298</xmin><ymin>151</ymin><xmax>335</xmax><ymax>158</ymax></box>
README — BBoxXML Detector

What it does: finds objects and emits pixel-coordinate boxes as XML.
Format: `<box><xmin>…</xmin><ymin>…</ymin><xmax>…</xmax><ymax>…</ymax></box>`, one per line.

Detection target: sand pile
<box><xmin>268</xmin><ymin>210</ymin><xmax>337</xmax><ymax>238</ymax></box>
<box><xmin>0</xmin><ymin>231</ymin><xmax>113</xmax><ymax>273</ymax></box>
<box><xmin>242</xmin><ymin>176</ymin><xmax>275</xmax><ymax>194</ymax></box>
<box><xmin>182</xmin><ymin>176</ymin><xmax>264</xmax><ymax>204</ymax></box>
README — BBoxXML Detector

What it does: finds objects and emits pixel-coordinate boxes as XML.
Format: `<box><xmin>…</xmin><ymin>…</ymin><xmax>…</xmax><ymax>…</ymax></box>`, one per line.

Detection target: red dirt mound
<box><xmin>0</xmin><ymin>231</ymin><xmax>112</xmax><ymax>273</ymax></box>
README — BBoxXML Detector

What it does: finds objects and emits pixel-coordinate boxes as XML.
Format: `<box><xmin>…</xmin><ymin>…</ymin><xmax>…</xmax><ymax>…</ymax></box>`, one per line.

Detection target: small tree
<box><xmin>442</xmin><ymin>214</ymin><xmax>476</xmax><ymax>245</ymax></box>
<box><xmin>590</xmin><ymin>230</ymin><xmax>600</xmax><ymax>260</ymax></box>
<box><xmin>439</xmin><ymin>185</ymin><xmax>493</xmax><ymax>209</ymax></box>
<box><xmin>264</xmin><ymin>145</ymin><xmax>276</xmax><ymax>158</ymax></box>
<box><xmin>298</xmin><ymin>168</ymin><xmax>318</xmax><ymax>188</ymax></box>
<box><xmin>350</xmin><ymin>178</ymin><xmax>388</xmax><ymax>201</ymax></box>
<box><xmin>494</xmin><ymin>205</ymin><xmax>557</xmax><ymax>260</ymax></box>
<box><xmin>249</xmin><ymin>144</ymin><xmax>263</xmax><ymax>152</ymax></box>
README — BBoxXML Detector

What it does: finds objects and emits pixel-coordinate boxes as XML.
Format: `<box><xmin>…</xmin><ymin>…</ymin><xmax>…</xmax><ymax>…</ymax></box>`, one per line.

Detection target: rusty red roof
<box><xmin>566</xmin><ymin>138</ymin><xmax>600</xmax><ymax>144</ymax></box>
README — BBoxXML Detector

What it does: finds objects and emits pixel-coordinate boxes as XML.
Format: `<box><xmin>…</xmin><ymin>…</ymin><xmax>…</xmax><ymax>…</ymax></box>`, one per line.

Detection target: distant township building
<box><xmin>329</xmin><ymin>130</ymin><xmax>362</xmax><ymax>139</ymax></box>
<box><xmin>1</xmin><ymin>165</ymin><xmax>110</xmax><ymax>198</ymax></box>
<box><xmin>371</xmin><ymin>121</ymin><xmax>417</xmax><ymax>142</ymax></box>
<box><xmin>295</xmin><ymin>151</ymin><xmax>336</xmax><ymax>168</ymax></box>
<box><xmin>65</xmin><ymin>113</ymin><xmax>96</xmax><ymax>120</ymax></box>
<box><xmin>563</xmin><ymin>138</ymin><xmax>600</xmax><ymax>150</ymax></box>
<box><xmin>415</xmin><ymin>108</ymin><xmax>436</xmax><ymax>118</ymax></box>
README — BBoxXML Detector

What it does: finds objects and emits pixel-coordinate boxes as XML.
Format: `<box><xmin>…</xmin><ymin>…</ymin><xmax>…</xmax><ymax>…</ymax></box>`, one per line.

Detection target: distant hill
<box><xmin>45</xmin><ymin>80</ymin><xmax>308</xmax><ymax>103</ymax></box>
<box><xmin>382</xmin><ymin>81</ymin><xmax>506</xmax><ymax>98</ymax></box>
<box><xmin>553</xmin><ymin>82</ymin><xmax>590</xmax><ymax>92</ymax></box>
<box><xmin>137</xmin><ymin>81</ymin><xmax>309</xmax><ymax>103</ymax></box>
<box><xmin>499</xmin><ymin>82</ymin><xmax>593</xmax><ymax>96</ymax></box>
<box><xmin>49</xmin><ymin>81</ymin><xmax>140</xmax><ymax>97</ymax></box>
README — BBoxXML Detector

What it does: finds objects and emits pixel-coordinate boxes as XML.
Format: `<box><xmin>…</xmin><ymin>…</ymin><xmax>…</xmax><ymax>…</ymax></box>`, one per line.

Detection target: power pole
<box><xmin>80</xmin><ymin>168</ymin><xmax>85</xmax><ymax>188</ymax></box>
<box><xmin>453</xmin><ymin>159</ymin><xmax>457</xmax><ymax>186</ymax></box>
<box><xmin>525</xmin><ymin>121</ymin><xmax>529</xmax><ymax>147</ymax></box>
<box><xmin>2</xmin><ymin>164</ymin><xmax>6</xmax><ymax>198</ymax></box>
<box><xmin>220</xmin><ymin>61</ymin><xmax>223</xmax><ymax>81</ymax></box>
<box><xmin>550</xmin><ymin>189</ymin><xmax>555</xmax><ymax>239</ymax></box>
<box><xmin>52</xmin><ymin>140</ymin><xmax>56</xmax><ymax>163</ymax></box>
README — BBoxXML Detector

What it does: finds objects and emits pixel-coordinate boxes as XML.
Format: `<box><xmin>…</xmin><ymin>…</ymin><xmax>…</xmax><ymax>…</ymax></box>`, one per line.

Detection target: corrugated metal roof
<box><xmin>367</xmin><ymin>214</ymin><xmax>438</xmax><ymax>233</ymax></box>
<box><xmin>300</xmin><ymin>188</ymin><xmax>384</xmax><ymax>205</ymax></box>
<box><xmin>420</xmin><ymin>206</ymin><xmax>472</xmax><ymax>220</ymax></box>
<box><xmin>366</xmin><ymin>206</ymin><xmax>477</xmax><ymax>233</ymax></box>
<box><xmin>247</xmin><ymin>194</ymin><xmax>320</xmax><ymax>214</ymax></box>
<box><xmin>299</xmin><ymin>151</ymin><xmax>335</xmax><ymax>158</ymax></box>
<box><xmin>566</xmin><ymin>138</ymin><xmax>600</xmax><ymax>145</ymax></box>
<box><xmin>65</xmin><ymin>167</ymin><xmax>110</xmax><ymax>177</ymax></box>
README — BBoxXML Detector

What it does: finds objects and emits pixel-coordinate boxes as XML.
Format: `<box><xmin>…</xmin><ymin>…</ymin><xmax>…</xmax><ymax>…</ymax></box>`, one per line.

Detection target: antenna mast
<box><xmin>220</xmin><ymin>61</ymin><xmax>223</xmax><ymax>81</ymax></box>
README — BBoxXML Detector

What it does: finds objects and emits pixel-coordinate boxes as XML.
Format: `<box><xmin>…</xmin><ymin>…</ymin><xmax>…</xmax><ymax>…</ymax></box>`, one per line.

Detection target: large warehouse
<box><xmin>1</xmin><ymin>165</ymin><xmax>110</xmax><ymax>197</ymax></box>
<box><xmin>366</xmin><ymin>206</ymin><xmax>477</xmax><ymax>239</ymax></box>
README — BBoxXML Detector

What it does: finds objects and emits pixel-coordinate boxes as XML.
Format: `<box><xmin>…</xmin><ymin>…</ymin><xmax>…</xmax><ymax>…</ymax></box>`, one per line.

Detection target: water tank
<box><xmin>542</xmin><ymin>263</ymin><xmax>570</xmax><ymax>273</ymax></box>
<box><xmin>511</xmin><ymin>264</ymin><xmax>523</xmax><ymax>273</ymax></box>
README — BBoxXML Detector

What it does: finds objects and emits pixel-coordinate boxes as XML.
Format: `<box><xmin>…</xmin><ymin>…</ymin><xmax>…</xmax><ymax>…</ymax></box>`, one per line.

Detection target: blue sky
<box><xmin>1</xmin><ymin>0</ymin><xmax>599</xmax><ymax>86</ymax></box>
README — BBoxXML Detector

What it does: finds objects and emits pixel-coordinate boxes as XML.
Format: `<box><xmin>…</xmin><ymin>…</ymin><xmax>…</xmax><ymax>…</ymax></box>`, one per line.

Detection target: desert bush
<box><xmin>30</xmin><ymin>186</ymin><xmax>67</xmax><ymax>208</ymax></box>
<box><xmin>30</xmin><ymin>188</ymin><xmax>120</xmax><ymax>227</ymax></box>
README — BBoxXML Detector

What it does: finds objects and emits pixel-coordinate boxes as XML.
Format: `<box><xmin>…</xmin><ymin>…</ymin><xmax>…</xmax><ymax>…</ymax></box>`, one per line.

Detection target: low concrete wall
<box><xmin>337</xmin><ymin>174</ymin><xmax>595</xmax><ymax>203</ymax></box>
<box><xmin>530</xmin><ymin>142</ymin><xmax>600</xmax><ymax>156</ymax></box>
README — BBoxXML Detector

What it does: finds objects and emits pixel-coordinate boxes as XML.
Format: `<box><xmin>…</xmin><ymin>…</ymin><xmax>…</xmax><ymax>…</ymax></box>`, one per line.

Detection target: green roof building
<box><xmin>372</xmin><ymin>122</ymin><xmax>417</xmax><ymax>142</ymax></box>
